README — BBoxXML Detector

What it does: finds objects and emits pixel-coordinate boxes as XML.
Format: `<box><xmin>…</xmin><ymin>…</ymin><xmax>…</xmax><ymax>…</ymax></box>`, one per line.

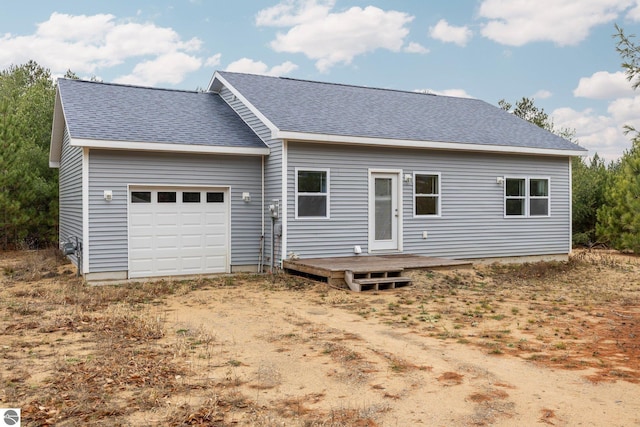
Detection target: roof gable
<box><xmin>212</xmin><ymin>71</ymin><xmax>586</xmax><ymax>156</ymax></box>
<box><xmin>50</xmin><ymin>78</ymin><xmax>268</xmax><ymax>166</ymax></box>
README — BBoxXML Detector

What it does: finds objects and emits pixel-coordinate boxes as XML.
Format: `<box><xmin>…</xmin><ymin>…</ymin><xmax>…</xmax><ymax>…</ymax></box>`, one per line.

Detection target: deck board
<box><xmin>283</xmin><ymin>254</ymin><xmax>472</xmax><ymax>287</ymax></box>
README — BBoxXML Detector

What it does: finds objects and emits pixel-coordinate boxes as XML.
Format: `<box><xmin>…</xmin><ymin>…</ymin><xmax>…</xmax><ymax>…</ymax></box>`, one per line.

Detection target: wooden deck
<box><xmin>283</xmin><ymin>254</ymin><xmax>472</xmax><ymax>287</ymax></box>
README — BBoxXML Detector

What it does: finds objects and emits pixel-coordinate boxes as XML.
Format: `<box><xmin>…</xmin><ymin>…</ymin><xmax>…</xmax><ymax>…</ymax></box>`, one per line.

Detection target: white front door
<box><xmin>369</xmin><ymin>172</ymin><xmax>400</xmax><ymax>252</ymax></box>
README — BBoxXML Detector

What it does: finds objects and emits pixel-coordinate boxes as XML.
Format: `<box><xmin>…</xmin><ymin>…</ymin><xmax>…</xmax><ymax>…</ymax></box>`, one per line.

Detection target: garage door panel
<box><xmin>181</xmin><ymin>212</ymin><xmax>204</xmax><ymax>226</ymax></box>
<box><xmin>129</xmin><ymin>187</ymin><xmax>229</xmax><ymax>278</ymax></box>
<box><xmin>129</xmin><ymin>236</ymin><xmax>153</xmax><ymax>250</ymax></box>
<box><xmin>205</xmin><ymin>256</ymin><xmax>227</xmax><ymax>271</ymax></box>
<box><xmin>205</xmin><ymin>211</ymin><xmax>226</xmax><ymax>221</ymax></box>
<box><xmin>156</xmin><ymin>235</ymin><xmax>180</xmax><ymax>249</ymax></box>
<box><xmin>130</xmin><ymin>213</ymin><xmax>153</xmax><ymax>227</ymax></box>
<box><xmin>156</xmin><ymin>213</ymin><xmax>179</xmax><ymax>225</ymax></box>
<box><xmin>181</xmin><ymin>234</ymin><xmax>204</xmax><ymax>249</ymax></box>
<box><xmin>181</xmin><ymin>256</ymin><xmax>205</xmax><ymax>271</ymax></box>
<box><xmin>205</xmin><ymin>233</ymin><xmax>226</xmax><ymax>245</ymax></box>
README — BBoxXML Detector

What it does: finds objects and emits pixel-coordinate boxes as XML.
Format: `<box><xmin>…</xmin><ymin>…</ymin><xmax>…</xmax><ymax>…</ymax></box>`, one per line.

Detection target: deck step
<box><xmin>344</xmin><ymin>269</ymin><xmax>412</xmax><ymax>292</ymax></box>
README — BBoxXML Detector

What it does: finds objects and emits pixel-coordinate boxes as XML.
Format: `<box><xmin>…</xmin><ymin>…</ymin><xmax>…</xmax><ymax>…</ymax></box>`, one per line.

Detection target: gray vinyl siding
<box><xmin>58</xmin><ymin>127</ymin><xmax>83</xmax><ymax>266</ymax></box>
<box><xmin>219</xmin><ymin>86</ymin><xmax>283</xmax><ymax>266</ymax></box>
<box><xmin>87</xmin><ymin>150</ymin><xmax>262</xmax><ymax>273</ymax></box>
<box><xmin>286</xmin><ymin>142</ymin><xmax>571</xmax><ymax>260</ymax></box>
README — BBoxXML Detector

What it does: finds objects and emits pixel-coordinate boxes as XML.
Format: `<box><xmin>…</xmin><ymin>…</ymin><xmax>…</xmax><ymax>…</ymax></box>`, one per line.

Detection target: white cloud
<box><xmin>573</xmin><ymin>71</ymin><xmax>635</xmax><ymax>99</ymax></box>
<box><xmin>478</xmin><ymin>0</ymin><xmax>634</xmax><ymax>46</ymax></box>
<box><xmin>429</xmin><ymin>19</ymin><xmax>472</xmax><ymax>47</ymax></box>
<box><xmin>205</xmin><ymin>53</ymin><xmax>222</xmax><ymax>68</ymax></box>
<box><xmin>608</xmin><ymin>94</ymin><xmax>640</xmax><ymax>125</ymax></box>
<box><xmin>114</xmin><ymin>52</ymin><xmax>202</xmax><ymax>86</ymax></box>
<box><xmin>552</xmin><ymin>96</ymin><xmax>640</xmax><ymax>161</ymax></box>
<box><xmin>415</xmin><ymin>88</ymin><xmax>474</xmax><ymax>98</ymax></box>
<box><xmin>225</xmin><ymin>58</ymin><xmax>298</xmax><ymax>76</ymax></box>
<box><xmin>0</xmin><ymin>12</ymin><xmax>204</xmax><ymax>85</ymax></box>
<box><xmin>256</xmin><ymin>2</ymin><xmax>414</xmax><ymax>72</ymax></box>
<box><xmin>256</xmin><ymin>0</ymin><xmax>335</xmax><ymax>26</ymax></box>
<box><xmin>532</xmin><ymin>89</ymin><xmax>552</xmax><ymax>99</ymax></box>
<box><xmin>627</xmin><ymin>1</ymin><xmax>640</xmax><ymax>20</ymax></box>
<box><xmin>404</xmin><ymin>42</ymin><xmax>429</xmax><ymax>54</ymax></box>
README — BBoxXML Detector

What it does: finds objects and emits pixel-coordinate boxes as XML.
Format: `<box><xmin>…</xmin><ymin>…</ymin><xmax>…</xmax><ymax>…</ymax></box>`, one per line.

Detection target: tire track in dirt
<box><xmin>162</xmin><ymin>286</ymin><xmax>640</xmax><ymax>426</ymax></box>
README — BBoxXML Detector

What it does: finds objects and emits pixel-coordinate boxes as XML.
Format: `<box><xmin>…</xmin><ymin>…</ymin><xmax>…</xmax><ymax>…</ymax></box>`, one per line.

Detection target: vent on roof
<box><xmin>414</xmin><ymin>89</ymin><xmax>437</xmax><ymax>96</ymax></box>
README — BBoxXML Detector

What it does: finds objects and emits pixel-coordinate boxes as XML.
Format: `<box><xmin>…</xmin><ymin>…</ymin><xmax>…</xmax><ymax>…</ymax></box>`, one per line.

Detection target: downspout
<box><xmin>258</xmin><ymin>155</ymin><xmax>265</xmax><ymax>272</ymax></box>
<box><xmin>261</xmin><ymin>155</ymin><xmax>265</xmax><ymax>237</ymax></box>
<box><xmin>568</xmin><ymin>156</ymin><xmax>573</xmax><ymax>255</ymax></box>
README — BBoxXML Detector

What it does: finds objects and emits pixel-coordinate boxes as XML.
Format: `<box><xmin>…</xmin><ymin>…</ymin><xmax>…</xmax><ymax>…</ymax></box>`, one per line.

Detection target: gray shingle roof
<box><xmin>57</xmin><ymin>78</ymin><xmax>267</xmax><ymax>149</ymax></box>
<box><xmin>217</xmin><ymin>71</ymin><xmax>585</xmax><ymax>153</ymax></box>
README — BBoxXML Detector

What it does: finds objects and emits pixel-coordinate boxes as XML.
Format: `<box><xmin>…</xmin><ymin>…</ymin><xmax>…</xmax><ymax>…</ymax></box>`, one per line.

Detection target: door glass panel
<box><xmin>375</xmin><ymin>178</ymin><xmax>392</xmax><ymax>240</ymax></box>
<box><xmin>207</xmin><ymin>192</ymin><xmax>224</xmax><ymax>203</ymax></box>
<box><xmin>157</xmin><ymin>191</ymin><xmax>176</xmax><ymax>203</ymax></box>
<box><xmin>182</xmin><ymin>192</ymin><xmax>201</xmax><ymax>203</ymax></box>
<box><xmin>131</xmin><ymin>191</ymin><xmax>151</xmax><ymax>203</ymax></box>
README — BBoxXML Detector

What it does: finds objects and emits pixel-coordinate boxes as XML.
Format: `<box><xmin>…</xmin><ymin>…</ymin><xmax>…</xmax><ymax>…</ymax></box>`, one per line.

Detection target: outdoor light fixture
<box><xmin>242</xmin><ymin>192</ymin><xmax>251</xmax><ymax>202</ymax></box>
<box><xmin>404</xmin><ymin>174</ymin><xmax>412</xmax><ymax>183</ymax></box>
<box><xmin>496</xmin><ymin>177</ymin><xmax>504</xmax><ymax>185</ymax></box>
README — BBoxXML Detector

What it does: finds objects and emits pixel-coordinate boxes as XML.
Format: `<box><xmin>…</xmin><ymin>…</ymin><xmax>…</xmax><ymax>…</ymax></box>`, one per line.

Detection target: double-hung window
<box><xmin>414</xmin><ymin>172</ymin><xmax>440</xmax><ymax>217</ymax></box>
<box><xmin>504</xmin><ymin>177</ymin><xmax>549</xmax><ymax>217</ymax></box>
<box><xmin>296</xmin><ymin>168</ymin><xmax>329</xmax><ymax>218</ymax></box>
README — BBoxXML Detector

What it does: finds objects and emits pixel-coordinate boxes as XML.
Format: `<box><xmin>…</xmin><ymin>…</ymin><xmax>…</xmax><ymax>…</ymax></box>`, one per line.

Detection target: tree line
<box><xmin>1</xmin><ymin>27</ymin><xmax>639</xmax><ymax>252</ymax></box>
<box><xmin>501</xmin><ymin>26</ymin><xmax>640</xmax><ymax>252</ymax></box>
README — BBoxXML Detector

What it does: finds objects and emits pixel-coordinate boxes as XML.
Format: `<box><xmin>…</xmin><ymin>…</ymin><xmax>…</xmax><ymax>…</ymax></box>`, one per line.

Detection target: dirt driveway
<box><xmin>1</xmin><ymin>249</ymin><xmax>639</xmax><ymax>426</ymax></box>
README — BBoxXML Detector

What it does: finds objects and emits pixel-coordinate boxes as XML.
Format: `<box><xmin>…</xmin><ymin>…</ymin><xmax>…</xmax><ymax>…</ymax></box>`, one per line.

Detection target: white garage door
<box><xmin>128</xmin><ymin>187</ymin><xmax>229</xmax><ymax>278</ymax></box>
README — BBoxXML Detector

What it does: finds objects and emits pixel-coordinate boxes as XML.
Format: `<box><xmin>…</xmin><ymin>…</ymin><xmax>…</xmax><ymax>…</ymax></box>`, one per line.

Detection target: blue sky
<box><xmin>2</xmin><ymin>0</ymin><xmax>640</xmax><ymax>160</ymax></box>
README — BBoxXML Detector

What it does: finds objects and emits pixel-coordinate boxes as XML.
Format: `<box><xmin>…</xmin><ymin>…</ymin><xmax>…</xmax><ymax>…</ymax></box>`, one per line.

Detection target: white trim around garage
<box><xmin>126</xmin><ymin>185</ymin><xmax>232</xmax><ymax>278</ymax></box>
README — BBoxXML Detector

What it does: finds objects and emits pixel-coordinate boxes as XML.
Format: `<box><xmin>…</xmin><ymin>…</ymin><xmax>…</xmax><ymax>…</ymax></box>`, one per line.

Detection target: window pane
<box><xmin>416</xmin><ymin>196</ymin><xmax>438</xmax><ymax>215</ymax></box>
<box><xmin>530</xmin><ymin>179</ymin><xmax>548</xmax><ymax>197</ymax></box>
<box><xmin>530</xmin><ymin>199</ymin><xmax>548</xmax><ymax>216</ymax></box>
<box><xmin>183</xmin><ymin>192</ymin><xmax>201</xmax><ymax>203</ymax></box>
<box><xmin>505</xmin><ymin>179</ymin><xmax>525</xmax><ymax>197</ymax></box>
<box><xmin>375</xmin><ymin>178</ymin><xmax>392</xmax><ymax>239</ymax></box>
<box><xmin>298</xmin><ymin>195</ymin><xmax>327</xmax><ymax>217</ymax></box>
<box><xmin>298</xmin><ymin>171</ymin><xmax>326</xmax><ymax>193</ymax></box>
<box><xmin>505</xmin><ymin>198</ymin><xmax>524</xmax><ymax>215</ymax></box>
<box><xmin>207</xmin><ymin>192</ymin><xmax>224</xmax><ymax>203</ymax></box>
<box><xmin>157</xmin><ymin>192</ymin><xmax>176</xmax><ymax>203</ymax></box>
<box><xmin>131</xmin><ymin>191</ymin><xmax>151</xmax><ymax>203</ymax></box>
<box><xmin>416</xmin><ymin>175</ymin><xmax>438</xmax><ymax>195</ymax></box>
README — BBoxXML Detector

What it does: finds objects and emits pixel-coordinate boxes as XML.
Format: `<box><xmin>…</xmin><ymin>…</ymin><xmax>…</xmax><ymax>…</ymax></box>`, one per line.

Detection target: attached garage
<box><xmin>128</xmin><ymin>187</ymin><xmax>230</xmax><ymax>278</ymax></box>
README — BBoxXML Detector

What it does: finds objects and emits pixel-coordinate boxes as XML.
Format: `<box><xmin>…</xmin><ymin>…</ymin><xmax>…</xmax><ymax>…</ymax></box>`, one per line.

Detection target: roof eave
<box><xmin>69</xmin><ymin>138</ymin><xmax>270</xmax><ymax>156</ymax></box>
<box><xmin>274</xmin><ymin>130</ymin><xmax>588</xmax><ymax>157</ymax></box>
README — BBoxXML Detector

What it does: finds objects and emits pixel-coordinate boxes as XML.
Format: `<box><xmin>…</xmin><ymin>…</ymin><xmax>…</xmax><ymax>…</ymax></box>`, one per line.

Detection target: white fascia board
<box><xmin>69</xmin><ymin>138</ymin><xmax>270</xmax><ymax>156</ymax></box>
<box><xmin>49</xmin><ymin>89</ymin><xmax>65</xmax><ymax>168</ymax></box>
<box><xmin>209</xmin><ymin>72</ymin><xmax>280</xmax><ymax>135</ymax></box>
<box><xmin>275</xmin><ymin>131</ymin><xmax>588</xmax><ymax>157</ymax></box>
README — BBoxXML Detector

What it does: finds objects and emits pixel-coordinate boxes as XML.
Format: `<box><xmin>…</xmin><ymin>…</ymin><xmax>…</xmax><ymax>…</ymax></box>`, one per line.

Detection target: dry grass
<box><xmin>2</xmin><ymin>248</ymin><xmax>640</xmax><ymax>425</ymax></box>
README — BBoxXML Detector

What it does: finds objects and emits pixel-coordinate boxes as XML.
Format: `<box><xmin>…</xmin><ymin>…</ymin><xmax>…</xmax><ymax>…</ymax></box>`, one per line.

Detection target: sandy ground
<box><xmin>1</xmin><ymin>249</ymin><xmax>639</xmax><ymax>426</ymax></box>
<box><xmin>154</xmin><ymin>280</ymin><xmax>639</xmax><ymax>426</ymax></box>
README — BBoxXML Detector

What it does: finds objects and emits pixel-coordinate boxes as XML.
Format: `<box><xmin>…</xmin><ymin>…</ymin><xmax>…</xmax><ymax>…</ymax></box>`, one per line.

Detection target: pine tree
<box><xmin>597</xmin><ymin>138</ymin><xmax>640</xmax><ymax>251</ymax></box>
<box><xmin>0</xmin><ymin>61</ymin><xmax>58</xmax><ymax>249</ymax></box>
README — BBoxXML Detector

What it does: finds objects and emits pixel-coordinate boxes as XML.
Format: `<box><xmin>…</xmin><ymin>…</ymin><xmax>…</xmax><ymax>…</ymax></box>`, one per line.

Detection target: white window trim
<box><xmin>503</xmin><ymin>176</ymin><xmax>551</xmax><ymax>218</ymax></box>
<box><xmin>294</xmin><ymin>167</ymin><xmax>330</xmax><ymax>219</ymax></box>
<box><xmin>413</xmin><ymin>171</ymin><xmax>441</xmax><ymax>218</ymax></box>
